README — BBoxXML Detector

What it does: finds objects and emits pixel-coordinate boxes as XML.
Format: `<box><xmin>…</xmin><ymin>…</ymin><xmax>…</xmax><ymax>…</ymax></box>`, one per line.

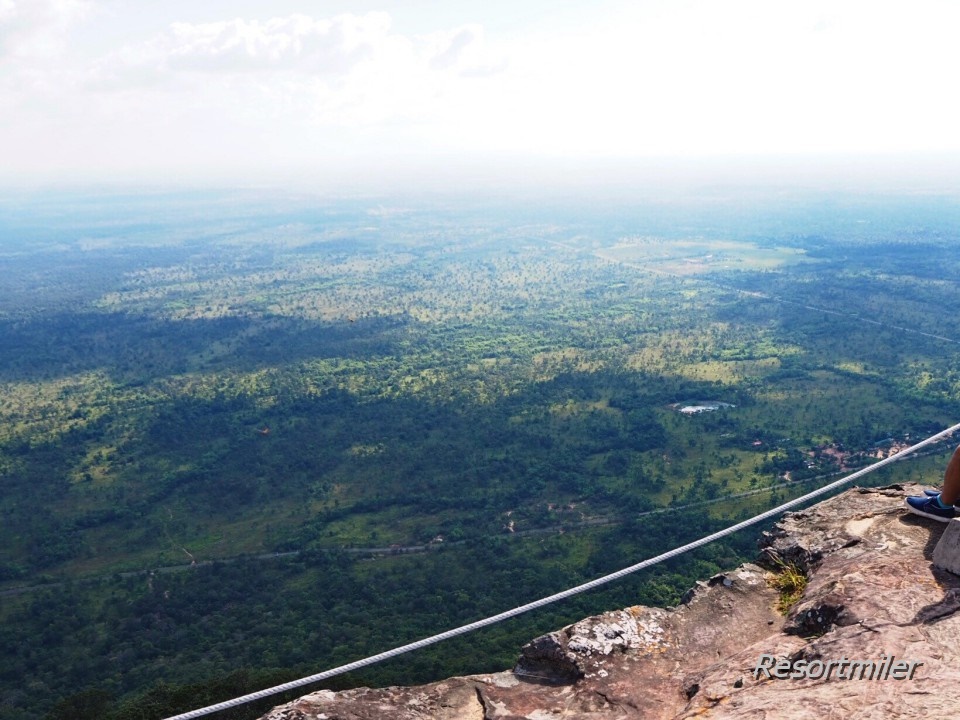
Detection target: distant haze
<box><xmin>2</xmin><ymin>0</ymin><xmax>960</xmax><ymax>190</ymax></box>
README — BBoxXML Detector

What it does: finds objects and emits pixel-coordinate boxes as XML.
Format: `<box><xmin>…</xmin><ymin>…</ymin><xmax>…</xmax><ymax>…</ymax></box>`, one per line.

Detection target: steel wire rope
<box><xmin>165</xmin><ymin>420</ymin><xmax>960</xmax><ymax>720</ymax></box>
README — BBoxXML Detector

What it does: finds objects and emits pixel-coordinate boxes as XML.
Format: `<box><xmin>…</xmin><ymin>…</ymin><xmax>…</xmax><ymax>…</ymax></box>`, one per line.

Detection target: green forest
<box><xmin>2</xmin><ymin>188</ymin><xmax>960</xmax><ymax>719</ymax></box>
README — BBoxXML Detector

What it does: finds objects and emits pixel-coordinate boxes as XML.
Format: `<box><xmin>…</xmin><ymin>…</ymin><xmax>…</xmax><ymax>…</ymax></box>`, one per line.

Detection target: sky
<box><xmin>3</xmin><ymin>0</ymin><xmax>960</xmax><ymax>189</ymax></box>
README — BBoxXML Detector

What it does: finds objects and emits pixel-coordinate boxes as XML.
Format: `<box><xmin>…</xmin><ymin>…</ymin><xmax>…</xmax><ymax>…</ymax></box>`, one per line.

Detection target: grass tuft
<box><xmin>767</xmin><ymin>554</ymin><xmax>808</xmax><ymax>614</ymax></box>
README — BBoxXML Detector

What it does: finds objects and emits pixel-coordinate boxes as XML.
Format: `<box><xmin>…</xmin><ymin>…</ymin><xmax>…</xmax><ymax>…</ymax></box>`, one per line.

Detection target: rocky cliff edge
<box><xmin>260</xmin><ymin>483</ymin><xmax>960</xmax><ymax>719</ymax></box>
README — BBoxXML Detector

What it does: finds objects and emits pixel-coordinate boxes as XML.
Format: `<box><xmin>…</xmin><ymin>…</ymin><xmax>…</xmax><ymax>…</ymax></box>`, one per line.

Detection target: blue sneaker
<box><xmin>905</xmin><ymin>495</ymin><xmax>957</xmax><ymax>522</ymax></box>
<box><xmin>924</xmin><ymin>489</ymin><xmax>951</xmax><ymax>501</ymax></box>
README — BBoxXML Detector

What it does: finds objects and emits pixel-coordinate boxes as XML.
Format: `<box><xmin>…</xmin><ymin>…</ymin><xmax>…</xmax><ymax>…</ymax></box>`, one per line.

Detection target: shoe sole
<box><xmin>905</xmin><ymin>505</ymin><xmax>956</xmax><ymax>522</ymax></box>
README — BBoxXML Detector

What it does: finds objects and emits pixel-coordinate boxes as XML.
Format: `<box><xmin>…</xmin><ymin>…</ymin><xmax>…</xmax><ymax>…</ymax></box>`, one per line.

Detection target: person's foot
<box><xmin>924</xmin><ymin>489</ymin><xmax>955</xmax><ymax>502</ymax></box>
<box><xmin>905</xmin><ymin>494</ymin><xmax>957</xmax><ymax>522</ymax></box>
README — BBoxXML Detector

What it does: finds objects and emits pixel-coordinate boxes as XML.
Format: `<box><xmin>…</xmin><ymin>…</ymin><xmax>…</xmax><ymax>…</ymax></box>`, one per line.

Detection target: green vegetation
<box><xmin>1</xmin><ymin>188</ymin><xmax>960</xmax><ymax>719</ymax></box>
<box><xmin>766</xmin><ymin>554</ymin><xmax>809</xmax><ymax>614</ymax></box>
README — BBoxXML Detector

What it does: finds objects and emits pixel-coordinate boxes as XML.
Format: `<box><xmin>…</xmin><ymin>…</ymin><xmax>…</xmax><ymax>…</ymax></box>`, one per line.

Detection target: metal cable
<box><xmin>165</xmin><ymin>420</ymin><xmax>960</xmax><ymax>720</ymax></box>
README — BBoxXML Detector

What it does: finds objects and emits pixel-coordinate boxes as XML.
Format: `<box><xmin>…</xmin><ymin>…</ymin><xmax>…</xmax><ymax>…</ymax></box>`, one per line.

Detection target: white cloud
<box><xmin>83</xmin><ymin>12</ymin><xmax>389</xmax><ymax>90</ymax></box>
<box><xmin>0</xmin><ymin>7</ymin><xmax>511</xmax><ymax>182</ymax></box>
<box><xmin>422</xmin><ymin>24</ymin><xmax>504</xmax><ymax>75</ymax></box>
<box><xmin>2</xmin><ymin>1</ymin><xmax>960</xmax><ymax>185</ymax></box>
<box><xmin>0</xmin><ymin>0</ymin><xmax>89</xmax><ymax>60</ymax></box>
<box><xmin>87</xmin><ymin>12</ymin><xmax>501</xmax><ymax>85</ymax></box>
<box><xmin>161</xmin><ymin>13</ymin><xmax>389</xmax><ymax>74</ymax></box>
<box><xmin>78</xmin><ymin>10</ymin><xmax>505</xmax><ymax>133</ymax></box>
<box><xmin>450</xmin><ymin>0</ymin><xmax>960</xmax><ymax>158</ymax></box>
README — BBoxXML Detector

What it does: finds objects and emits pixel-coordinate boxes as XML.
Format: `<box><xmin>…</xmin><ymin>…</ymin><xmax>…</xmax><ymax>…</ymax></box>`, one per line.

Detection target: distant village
<box><xmin>808</xmin><ymin>438</ymin><xmax>913</xmax><ymax>472</ymax></box>
<box><xmin>669</xmin><ymin>401</ymin><xmax>916</xmax><ymax>478</ymax></box>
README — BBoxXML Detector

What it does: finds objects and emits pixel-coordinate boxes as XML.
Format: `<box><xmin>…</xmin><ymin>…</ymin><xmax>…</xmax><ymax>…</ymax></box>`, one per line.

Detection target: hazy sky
<box><xmin>3</xmin><ymin>0</ymin><xmax>960</xmax><ymax>188</ymax></box>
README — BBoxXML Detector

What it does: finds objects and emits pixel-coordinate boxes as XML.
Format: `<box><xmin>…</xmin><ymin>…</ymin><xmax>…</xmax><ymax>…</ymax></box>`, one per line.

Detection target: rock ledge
<box><xmin>261</xmin><ymin>484</ymin><xmax>960</xmax><ymax>719</ymax></box>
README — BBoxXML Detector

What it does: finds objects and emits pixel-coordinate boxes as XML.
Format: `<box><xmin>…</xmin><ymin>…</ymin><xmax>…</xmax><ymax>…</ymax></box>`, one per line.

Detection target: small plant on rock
<box><xmin>766</xmin><ymin>554</ymin><xmax>808</xmax><ymax>614</ymax></box>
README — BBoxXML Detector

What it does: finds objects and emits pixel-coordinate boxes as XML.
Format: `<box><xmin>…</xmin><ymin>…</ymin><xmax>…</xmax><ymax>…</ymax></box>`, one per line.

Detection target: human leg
<box><xmin>939</xmin><ymin>444</ymin><xmax>960</xmax><ymax>506</ymax></box>
<box><xmin>904</xmin><ymin>444</ymin><xmax>960</xmax><ymax>521</ymax></box>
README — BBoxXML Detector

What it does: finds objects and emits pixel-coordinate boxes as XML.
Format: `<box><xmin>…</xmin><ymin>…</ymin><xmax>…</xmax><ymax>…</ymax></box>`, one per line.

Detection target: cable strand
<box><xmin>165</xmin><ymin>421</ymin><xmax>960</xmax><ymax>720</ymax></box>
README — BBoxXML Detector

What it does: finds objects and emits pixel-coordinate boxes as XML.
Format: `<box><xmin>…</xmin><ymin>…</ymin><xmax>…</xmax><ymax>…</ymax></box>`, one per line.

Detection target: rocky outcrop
<box><xmin>260</xmin><ymin>483</ymin><xmax>960</xmax><ymax>719</ymax></box>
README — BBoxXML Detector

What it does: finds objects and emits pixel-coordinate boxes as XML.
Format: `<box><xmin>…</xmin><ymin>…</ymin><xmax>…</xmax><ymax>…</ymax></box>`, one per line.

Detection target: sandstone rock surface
<box><xmin>260</xmin><ymin>484</ymin><xmax>960</xmax><ymax>720</ymax></box>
